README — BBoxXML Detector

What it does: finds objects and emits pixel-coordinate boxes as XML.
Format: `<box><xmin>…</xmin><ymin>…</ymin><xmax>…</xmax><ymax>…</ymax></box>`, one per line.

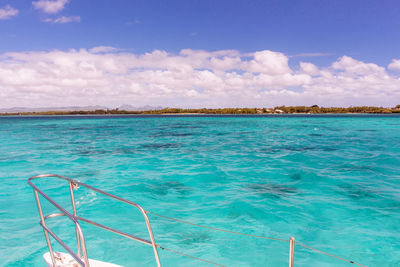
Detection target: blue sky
<box><xmin>1</xmin><ymin>0</ymin><xmax>400</xmax><ymax>108</ymax></box>
<box><xmin>3</xmin><ymin>0</ymin><xmax>399</xmax><ymax>64</ymax></box>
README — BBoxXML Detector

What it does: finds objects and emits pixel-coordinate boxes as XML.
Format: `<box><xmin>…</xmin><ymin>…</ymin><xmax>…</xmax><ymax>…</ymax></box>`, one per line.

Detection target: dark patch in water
<box><xmin>290</xmin><ymin>173</ymin><xmax>302</xmax><ymax>181</ymax></box>
<box><xmin>68</xmin><ymin>140</ymin><xmax>91</xmax><ymax>145</ymax></box>
<box><xmin>150</xmin><ymin>132</ymin><xmax>194</xmax><ymax>137</ymax></box>
<box><xmin>113</xmin><ymin>147</ymin><xmax>136</xmax><ymax>155</ymax></box>
<box><xmin>171</xmin><ymin>133</ymin><xmax>194</xmax><ymax>137</ymax></box>
<box><xmin>309</xmin><ymin>133</ymin><xmax>323</xmax><ymax>137</ymax></box>
<box><xmin>283</xmin><ymin>146</ymin><xmax>318</xmax><ymax>152</ymax></box>
<box><xmin>145</xmin><ymin>181</ymin><xmax>191</xmax><ymax>197</ymax></box>
<box><xmin>339</xmin><ymin>164</ymin><xmax>377</xmax><ymax>173</ymax></box>
<box><xmin>322</xmin><ymin>147</ymin><xmax>337</xmax><ymax>152</ymax></box>
<box><xmin>235</xmin><ymin>131</ymin><xmax>252</xmax><ymax>135</ymax></box>
<box><xmin>258</xmin><ymin>147</ymin><xmax>280</xmax><ymax>153</ymax></box>
<box><xmin>356</xmin><ymin>129</ymin><xmax>377</xmax><ymax>132</ymax></box>
<box><xmin>72</xmin><ymin>170</ymin><xmax>99</xmax><ymax>178</ymax></box>
<box><xmin>384</xmin><ymin>200</ymin><xmax>400</xmax><ymax>210</ymax></box>
<box><xmin>141</xmin><ymin>143</ymin><xmax>180</xmax><ymax>149</ymax></box>
<box><xmin>69</xmin><ymin>127</ymin><xmax>87</xmax><ymax>131</ymax></box>
<box><xmin>75</xmin><ymin>147</ymin><xmax>109</xmax><ymax>156</ymax></box>
<box><xmin>339</xmin><ymin>184</ymin><xmax>377</xmax><ymax>200</ymax></box>
<box><xmin>180</xmin><ymin>231</ymin><xmax>211</xmax><ymax>245</ymax></box>
<box><xmin>246</xmin><ymin>183</ymin><xmax>297</xmax><ymax>198</ymax></box>
<box><xmin>97</xmin><ymin>125</ymin><xmax>117</xmax><ymax>129</ymax></box>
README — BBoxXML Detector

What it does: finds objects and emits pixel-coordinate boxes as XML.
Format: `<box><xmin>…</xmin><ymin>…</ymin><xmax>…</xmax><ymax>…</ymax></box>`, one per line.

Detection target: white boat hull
<box><xmin>43</xmin><ymin>252</ymin><xmax>123</xmax><ymax>267</ymax></box>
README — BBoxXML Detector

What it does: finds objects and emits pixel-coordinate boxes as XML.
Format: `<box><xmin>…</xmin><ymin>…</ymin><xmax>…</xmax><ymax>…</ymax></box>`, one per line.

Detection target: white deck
<box><xmin>43</xmin><ymin>252</ymin><xmax>123</xmax><ymax>267</ymax></box>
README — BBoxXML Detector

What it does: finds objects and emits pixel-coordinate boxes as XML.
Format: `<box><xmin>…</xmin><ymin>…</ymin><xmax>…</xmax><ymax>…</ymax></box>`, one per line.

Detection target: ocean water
<box><xmin>0</xmin><ymin>115</ymin><xmax>399</xmax><ymax>267</ymax></box>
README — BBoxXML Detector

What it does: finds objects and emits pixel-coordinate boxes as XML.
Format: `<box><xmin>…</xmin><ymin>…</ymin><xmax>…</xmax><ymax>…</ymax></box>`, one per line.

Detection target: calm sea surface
<box><xmin>1</xmin><ymin>115</ymin><xmax>399</xmax><ymax>266</ymax></box>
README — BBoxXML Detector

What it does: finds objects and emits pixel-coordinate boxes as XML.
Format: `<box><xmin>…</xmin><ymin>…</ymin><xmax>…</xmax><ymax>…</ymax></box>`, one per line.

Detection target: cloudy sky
<box><xmin>1</xmin><ymin>0</ymin><xmax>400</xmax><ymax>108</ymax></box>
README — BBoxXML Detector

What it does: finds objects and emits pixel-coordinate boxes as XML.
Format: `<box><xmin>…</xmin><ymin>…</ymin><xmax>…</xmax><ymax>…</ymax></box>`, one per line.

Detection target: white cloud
<box><xmin>0</xmin><ymin>5</ymin><xmax>18</xmax><ymax>20</ymax></box>
<box><xmin>43</xmin><ymin>15</ymin><xmax>80</xmax><ymax>23</ymax></box>
<box><xmin>299</xmin><ymin>62</ymin><xmax>320</xmax><ymax>75</ymax></box>
<box><xmin>0</xmin><ymin>48</ymin><xmax>399</xmax><ymax>108</ymax></box>
<box><xmin>89</xmin><ymin>46</ymin><xmax>118</xmax><ymax>53</ymax></box>
<box><xmin>244</xmin><ymin>50</ymin><xmax>291</xmax><ymax>75</ymax></box>
<box><xmin>332</xmin><ymin>56</ymin><xmax>385</xmax><ymax>76</ymax></box>
<box><xmin>388</xmin><ymin>59</ymin><xmax>400</xmax><ymax>72</ymax></box>
<box><xmin>301</xmin><ymin>56</ymin><xmax>400</xmax><ymax>106</ymax></box>
<box><xmin>33</xmin><ymin>0</ymin><xmax>69</xmax><ymax>14</ymax></box>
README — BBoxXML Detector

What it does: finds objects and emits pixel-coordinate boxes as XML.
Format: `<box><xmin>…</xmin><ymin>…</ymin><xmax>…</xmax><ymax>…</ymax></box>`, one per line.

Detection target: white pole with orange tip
<box><xmin>289</xmin><ymin>237</ymin><xmax>295</xmax><ymax>267</ymax></box>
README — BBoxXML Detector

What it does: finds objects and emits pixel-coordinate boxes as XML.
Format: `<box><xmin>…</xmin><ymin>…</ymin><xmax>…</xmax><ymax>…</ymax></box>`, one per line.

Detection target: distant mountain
<box><xmin>0</xmin><ymin>105</ymin><xmax>109</xmax><ymax>112</ymax></box>
<box><xmin>118</xmin><ymin>104</ymin><xmax>164</xmax><ymax>111</ymax></box>
<box><xmin>0</xmin><ymin>105</ymin><xmax>164</xmax><ymax>113</ymax></box>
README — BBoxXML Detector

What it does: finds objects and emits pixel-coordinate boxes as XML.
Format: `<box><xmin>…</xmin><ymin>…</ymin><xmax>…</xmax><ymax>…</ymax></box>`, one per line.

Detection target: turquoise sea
<box><xmin>1</xmin><ymin>115</ymin><xmax>400</xmax><ymax>266</ymax></box>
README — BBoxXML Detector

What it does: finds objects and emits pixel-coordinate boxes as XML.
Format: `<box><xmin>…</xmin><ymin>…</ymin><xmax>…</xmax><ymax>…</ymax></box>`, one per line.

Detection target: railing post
<box><xmin>75</xmin><ymin>222</ymin><xmax>90</xmax><ymax>266</ymax></box>
<box><xmin>34</xmin><ymin>190</ymin><xmax>57</xmax><ymax>267</ymax></box>
<box><xmin>142</xmin><ymin>210</ymin><xmax>161</xmax><ymax>267</ymax></box>
<box><xmin>289</xmin><ymin>237</ymin><xmax>295</xmax><ymax>267</ymax></box>
<box><xmin>69</xmin><ymin>181</ymin><xmax>81</xmax><ymax>258</ymax></box>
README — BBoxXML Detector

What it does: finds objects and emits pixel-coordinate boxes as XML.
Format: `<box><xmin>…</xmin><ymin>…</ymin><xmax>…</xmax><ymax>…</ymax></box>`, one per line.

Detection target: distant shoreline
<box><xmin>1</xmin><ymin>106</ymin><xmax>400</xmax><ymax>116</ymax></box>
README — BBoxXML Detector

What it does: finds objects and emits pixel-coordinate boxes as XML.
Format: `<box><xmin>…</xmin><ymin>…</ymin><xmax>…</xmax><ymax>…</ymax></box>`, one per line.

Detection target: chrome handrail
<box><xmin>28</xmin><ymin>174</ymin><xmax>161</xmax><ymax>267</ymax></box>
<box><xmin>28</xmin><ymin>174</ymin><xmax>366</xmax><ymax>267</ymax></box>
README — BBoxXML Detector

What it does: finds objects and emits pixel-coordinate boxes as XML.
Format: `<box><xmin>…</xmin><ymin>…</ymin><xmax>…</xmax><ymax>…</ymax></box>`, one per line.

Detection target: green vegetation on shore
<box><xmin>1</xmin><ymin>105</ymin><xmax>400</xmax><ymax>116</ymax></box>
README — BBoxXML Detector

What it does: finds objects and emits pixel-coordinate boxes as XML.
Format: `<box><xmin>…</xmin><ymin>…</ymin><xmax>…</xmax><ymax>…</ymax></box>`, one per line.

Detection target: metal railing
<box><xmin>29</xmin><ymin>174</ymin><xmax>366</xmax><ymax>267</ymax></box>
<box><xmin>28</xmin><ymin>174</ymin><xmax>161</xmax><ymax>267</ymax></box>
